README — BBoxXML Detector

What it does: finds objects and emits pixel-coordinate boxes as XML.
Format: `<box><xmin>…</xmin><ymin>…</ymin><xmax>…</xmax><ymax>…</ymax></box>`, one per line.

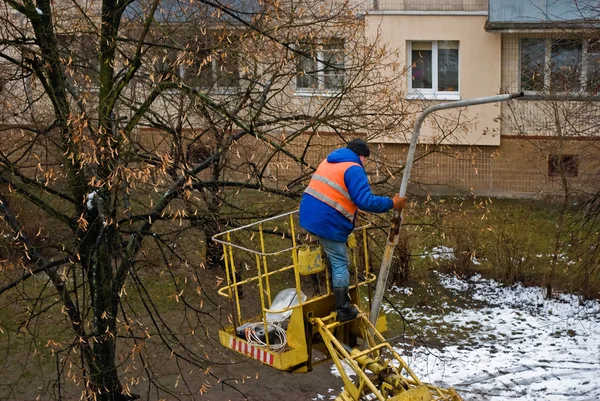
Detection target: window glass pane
<box><xmin>584</xmin><ymin>57</ymin><xmax>600</xmax><ymax>93</ymax></box>
<box><xmin>296</xmin><ymin>51</ymin><xmax>318</xmax><ymax>89</ymax></box>
<box><xmin>411</xmin><ymin>41</ymin><xmax>432</xmax><ymax>89</ymax></box>
<box><xmin>551</xmin><ymin>39</ymin><xmax>582</xmax><ymax>92</ymax></box>
<box><xmin>548</xmin><ymin>154</ymin><xmax>578</xmax><ymax>177</ymax></box>
<box><xmin>154</xmin><ymin>51</ymin><xmax>178</xmax><ymax>78</ymax></box>
<box><xmin>185</xmin><ymin>51</ymin><xmax>215</xmax><ymax>88</ymax></box>
<box><xmin>585</xmin><ymin>39</ymin><xmax>600</xmax><ymax>94</ymax></box>
<box><xmin>323</xmin><ymin>42</ymin><xmax>345</xmax><ymax>90</ymax></box>
<box><xmin>214</xmin><ymin>52</ymin><xmax>240</xmax><ymax>88</ymax></box>
<box><xmin>182</xmin><ymin>32</ymin><xmax>240</xmax><ymax>89</ymax></box>
<box><xmin>521</xmin><ymin>38</ymin><xmax>546</xmax><ymax>92</ymax></box>
<box><xmin>437</xmin><ymin>41</ymin><xmax>459</xmax><ymax>91</ymax></box>
<box><xmin>588</xmin><ymin>38</ymin><xmax>600</xmax><ymax>53</ymax></box>
<box><xmin>412</xmin><ymin>42</ymin><xmax>432</xmax><ymax>51</ymax></box>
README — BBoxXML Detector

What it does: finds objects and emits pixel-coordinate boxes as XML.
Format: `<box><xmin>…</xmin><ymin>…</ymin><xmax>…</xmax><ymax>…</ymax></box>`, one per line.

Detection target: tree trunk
<box><xmin>80</xmin><ymin>198</ymin><xmax>132</xmax><ymax>401</ymax></box>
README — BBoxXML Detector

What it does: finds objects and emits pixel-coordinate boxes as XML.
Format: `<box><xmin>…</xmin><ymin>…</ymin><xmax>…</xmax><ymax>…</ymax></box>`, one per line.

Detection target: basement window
<box><xmin>548</xmin><ymin>154</ymin><xmax>579</xmax><ymax>177</ymax></box>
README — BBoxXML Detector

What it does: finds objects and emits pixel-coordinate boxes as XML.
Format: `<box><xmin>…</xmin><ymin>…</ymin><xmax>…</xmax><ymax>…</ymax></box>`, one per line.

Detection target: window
<box><xmin>296</xmin><ymin>40</ymin><xmax>345</xmax><ymax>93</ymax></box>
<box><xmin>548</xmin><ymin>154</ymin><xmax>578</xmax><ymax>177</ymax></box>
<box><xmin>152</xmin><ymin>48</ymin><xmax>182</xmax><ymax>82</ymax></box>
<box><xmin>520</xmin><ymin>38</ymin><xmax>600</xmax><ymax>94</ymax></box>
<box><xmin>0</xmin><ymin>62</ymin><xmax>10</xmax><ymax>94</ymax></box>
<box><xmin>408</xmin><ymin>40</ymin><xmax>459</xmax><ymax>100</ymax></box>
<box><xmin>184</xmin><ymin>50</ymin><xmax>240</xmax><ymax>90</ymax></box>
<box><xmin>584</xmin><ymin>39</ymin><xmax>600</xmax><ymax>94</ymax></box>
<box><xmin>151</xmin><ymin>34</ymin><xmax>240</xmax><ymax>91</ymax></box>
<box><xmin>521</xmin><ymin>39</ymin><xmax>546</xmax><ymax>92</ymax></box>
<box><xmin>58</xmin><ymin>35</ymin><xmax>100</xmax><ymax>89</ymax></box>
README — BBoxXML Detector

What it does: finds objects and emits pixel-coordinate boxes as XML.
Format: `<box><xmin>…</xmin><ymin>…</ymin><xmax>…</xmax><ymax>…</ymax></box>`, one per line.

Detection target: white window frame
<box><xmin>295</xmin><ymin>43</ymin><xmax>345</xmax><ymax>96</ymax></box>
<box><xmin>519</xmin><ymin>38</ymin><xmax>600</xmax><ymax>95</ymax></box>
<box><xmin>407</xmin><ymin>40</ymin><xmax>460</xmax><ymax>101</ymax></box>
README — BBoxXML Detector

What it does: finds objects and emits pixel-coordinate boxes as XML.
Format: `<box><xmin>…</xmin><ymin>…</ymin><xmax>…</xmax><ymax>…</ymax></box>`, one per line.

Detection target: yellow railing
<box><xmin>213</xmin><ymin>210</ymin><xmax>375</xmax><ymax>349</ymax></box>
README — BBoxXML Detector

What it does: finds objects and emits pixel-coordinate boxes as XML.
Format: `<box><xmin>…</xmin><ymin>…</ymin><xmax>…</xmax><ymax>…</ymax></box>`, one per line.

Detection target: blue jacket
<box><xmin>299</xmin><ymin>148</ymin><xmax>393</xmax><ymax>242</ymax></box>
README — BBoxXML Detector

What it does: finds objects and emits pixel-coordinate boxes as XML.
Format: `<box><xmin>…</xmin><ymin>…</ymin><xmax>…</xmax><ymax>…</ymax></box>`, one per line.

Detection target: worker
<box><xmin>299</xmin><ymin>139</ymin><xmax>406</xmax><ymax>321</ymax></box>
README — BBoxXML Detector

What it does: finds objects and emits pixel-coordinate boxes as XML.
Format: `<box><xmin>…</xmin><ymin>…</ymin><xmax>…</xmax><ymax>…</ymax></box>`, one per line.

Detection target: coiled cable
<box><xmin>244</xmin><ymin>322</ymin><xmax>288</xmax><ymax>353</ymax></box>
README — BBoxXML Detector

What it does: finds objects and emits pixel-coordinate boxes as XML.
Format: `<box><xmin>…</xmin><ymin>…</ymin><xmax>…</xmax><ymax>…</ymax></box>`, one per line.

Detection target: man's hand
<box><xmin>392</xmin><ymin>195</ymin><xmax>407</xmax><ymax>211</ymax></box>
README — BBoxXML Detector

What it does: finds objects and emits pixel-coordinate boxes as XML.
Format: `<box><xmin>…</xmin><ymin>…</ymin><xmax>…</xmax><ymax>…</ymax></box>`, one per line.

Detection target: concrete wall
<box><xmin>248</xmin><ymin>133</ymin><xmax>600</xmax><ymax>198</ymax></box>
<box><xmin>3</xmin><ymin>0</ymin><xmax>597</xmax><ymax>199</ymax></box>
<box><xmin>5</xmin><ymin>122</ymin><xmax>595</xmax><ymax>199</ymax></box>
<box><xmin>360</xmin><ymin>9</ymin><xmax>599</xmax><ymax>198</ymax></box>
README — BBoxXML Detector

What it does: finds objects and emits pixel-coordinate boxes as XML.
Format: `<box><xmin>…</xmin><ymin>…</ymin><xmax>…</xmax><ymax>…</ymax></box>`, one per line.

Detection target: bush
<box><xmin>575</xmin><ymin>245</ymin><xmax>600</xmax><ymax>301</ymax></box>
<box><xmin>446</xmin><ymin>225</ymin><xmax>479</xmax><ymax>277</ymax></box>
<box><xmin>390</xmin><ymin>231</ymin><xmax>411</xmax><ymax>287</ymax></box>
<box><xmin>489</xmin><ymin>229</ymin><xmax>534</xmax><ymax>285</ymax></box>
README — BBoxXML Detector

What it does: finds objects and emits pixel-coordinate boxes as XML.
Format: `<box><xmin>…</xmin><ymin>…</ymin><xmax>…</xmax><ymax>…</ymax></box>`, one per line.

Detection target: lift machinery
<box><xmin>214</xmin><ymin>212</ymin><xmax>461</xmax><ymax>401</ymax></box>
<box><xmin>214</xmin><ymin>93</ymin><xmax>523</xmax><ymax>401</ymax></box>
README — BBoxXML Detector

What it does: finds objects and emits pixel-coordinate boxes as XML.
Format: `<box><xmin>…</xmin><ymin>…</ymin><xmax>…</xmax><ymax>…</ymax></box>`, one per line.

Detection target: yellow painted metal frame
<box><xmin>312</xmin><ymin>310</ymin><xmax>462</xmax><ymax>401</ymax></box>
<box><xmin>214</xmin><ymin>210</ymin><xmax>377</xmax><ymax>372</ymax></box>
<box><xmin>213</xmin><ymin>210</ymin><xmax>462</xmax><ymax>400</ymax></box>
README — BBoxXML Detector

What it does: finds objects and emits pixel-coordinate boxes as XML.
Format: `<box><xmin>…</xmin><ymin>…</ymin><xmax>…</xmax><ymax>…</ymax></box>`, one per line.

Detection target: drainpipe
<box><xmin>368</xmin><ymin>92</ymin><xmax>524</xmax><ymax>325</ymax></box>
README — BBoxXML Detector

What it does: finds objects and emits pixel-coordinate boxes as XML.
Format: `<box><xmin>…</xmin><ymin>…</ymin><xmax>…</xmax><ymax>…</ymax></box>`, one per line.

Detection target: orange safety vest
<box><xmin>304</xmin><ymin>160</ymin><xmax>361</xmax><ymax>221</ymax></box>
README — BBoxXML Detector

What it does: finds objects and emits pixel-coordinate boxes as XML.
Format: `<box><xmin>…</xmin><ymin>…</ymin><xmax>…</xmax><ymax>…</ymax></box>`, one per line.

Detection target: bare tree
<box><xmin>0</xmin><ymin>0</ymin><xmax>418</xmax><ymax>399</ymax></box>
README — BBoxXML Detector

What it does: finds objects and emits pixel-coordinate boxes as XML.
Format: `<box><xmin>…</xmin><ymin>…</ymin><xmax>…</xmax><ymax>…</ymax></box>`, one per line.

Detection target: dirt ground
<box><xmin>193</xmin><ymin>270</ymin><xmax>346</xmax><ymax>401</ymax></box>
<box><xmin>0</xmin><ymin>308</ymin><xmax>343</xmax><ymax>401</ymax></box>
<box><xmin>0</xmin><ymin>259</ymin><xmax>349</xmax><ymax>401</ymax></box>
<box><xmin>187</xmin><ymin>282</ymin><xmax>344</xmax><ymax>401</ymax></box>
<box><xmin>205</xmin><ymin>355</ymin><xmax>342</xmax><ymax>401</ymax></box>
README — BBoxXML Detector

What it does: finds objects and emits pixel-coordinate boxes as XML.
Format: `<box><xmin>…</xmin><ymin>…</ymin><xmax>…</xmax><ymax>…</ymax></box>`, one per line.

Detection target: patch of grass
<box><xmin>0</xmin><ymin>277</ymin><xmax>76</xmax><ymax>400</ymax></box>
<box><xmin>4</xmin><ymin>187</ymin><xmax>600</xmax><ymax>399</ymax></box>
<box><xmin>401</xmin><ymin>197</ymin><xmax>600</xmax><ymax>297</ymax></box>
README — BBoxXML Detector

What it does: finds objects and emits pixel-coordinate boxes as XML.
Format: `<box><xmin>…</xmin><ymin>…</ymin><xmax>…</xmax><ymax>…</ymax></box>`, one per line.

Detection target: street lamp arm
<box><xmin>369</xmin><ymin>92</ymin><xmax>524</xmax><ymax>326</ymax></box>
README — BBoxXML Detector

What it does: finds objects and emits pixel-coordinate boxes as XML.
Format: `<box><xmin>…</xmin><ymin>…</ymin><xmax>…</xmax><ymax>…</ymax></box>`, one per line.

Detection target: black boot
<box><xmin>333</xmin><ymin>287</ymin><xmax>358</xmax><ymax>322</ymax></box>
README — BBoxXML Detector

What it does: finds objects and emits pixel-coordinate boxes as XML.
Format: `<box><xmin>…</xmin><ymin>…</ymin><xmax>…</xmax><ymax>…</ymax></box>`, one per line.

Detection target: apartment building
<box><xmin>366</xmin><ymin>0</ymin><xmax>600</xmax><ymax>198</ymax></box>
<box><xmin>1</xmin><ymin>0</ymin><xmax>598</xmax><ymax>199</ymax></box>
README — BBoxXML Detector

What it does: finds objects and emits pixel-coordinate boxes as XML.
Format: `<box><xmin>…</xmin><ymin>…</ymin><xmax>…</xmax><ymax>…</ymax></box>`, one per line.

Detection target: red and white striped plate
<box><xmin>230</xmin><ymin>337</ymin><xmax>274</xmax><ymax>365</ymax></box>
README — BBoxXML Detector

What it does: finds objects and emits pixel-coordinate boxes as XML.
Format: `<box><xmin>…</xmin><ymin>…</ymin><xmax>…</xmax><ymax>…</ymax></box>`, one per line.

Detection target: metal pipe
<box><xmin>368</xmin><ymin>92</ymin><xmax>524</xmax><ymax>325</ymax></box>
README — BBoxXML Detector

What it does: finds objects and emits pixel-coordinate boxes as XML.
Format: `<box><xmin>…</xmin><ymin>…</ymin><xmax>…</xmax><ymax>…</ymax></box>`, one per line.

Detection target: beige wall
<box><xmin>209</xmin><ymin>132</ymin><xmax>600</xmax><ymax>199</ymax></box>
<box><xmin>5</xmin><ymin>124</ymin><xmax>595</xmax><ymax>199</ymax></box>
<box><xmin>365</xmin><ymin>14</ymin><xmax>503</xmax><ymax>146</ymax></box>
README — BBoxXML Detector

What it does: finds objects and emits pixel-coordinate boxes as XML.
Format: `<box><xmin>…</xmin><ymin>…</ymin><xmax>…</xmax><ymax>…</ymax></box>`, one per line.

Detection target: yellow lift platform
<box><xmin>214</xmin><ymin>210</ymin><xmax>462</xmax><ymax>401</ymax></box>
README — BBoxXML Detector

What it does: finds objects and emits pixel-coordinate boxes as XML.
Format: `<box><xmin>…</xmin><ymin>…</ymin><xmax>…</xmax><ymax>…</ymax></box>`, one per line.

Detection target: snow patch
<box><xmin>422</xmin><ymin>246</ymin><xmax>455</xmax><ymax>261</ymax></box>
<box><xmin>437</xmin><ymin>273</ymin><xmax>469</xmax><ymax>292</ymax></box>
<box><xmin>86</xmin><ymin>191</ymin><xmax>98</xmax><ymax>211</ymax></box>
<box><xmin>390</xmin><ymin>285</ymin><xmax>413</xmax><ymax>295</ymax></box>
<box><xmin>330</xmin><ymin>360</ymin><xmax>357</xmax><ymax>378</ymax></box>
<box><xmin>398</xmin><ymin>272</ymin><xmax>600</xmax><ymax>401</ymax></box>
<box><xmin>328</xmin><ymin>270</ymin><xmax>600</xmax><ymax>400</ymax></box>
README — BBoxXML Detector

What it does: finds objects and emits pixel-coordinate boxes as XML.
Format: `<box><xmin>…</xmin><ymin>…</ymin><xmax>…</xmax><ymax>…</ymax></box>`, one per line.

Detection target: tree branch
<box><xmin>0</xmin><ymin>257</ymin><xmax>71</xmax><ymax>295</ymax></box>
<box><xmin>0</xmin><ymin>176</ymin><xmax>77</xmax><ymax>230</ymax></box>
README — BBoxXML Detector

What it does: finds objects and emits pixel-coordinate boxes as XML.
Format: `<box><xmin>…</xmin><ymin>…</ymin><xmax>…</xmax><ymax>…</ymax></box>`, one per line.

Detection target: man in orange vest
<box><xmin>299</xmin><ymin>139</ymin><xmax>406</xmax><ymax>321</ymax></box>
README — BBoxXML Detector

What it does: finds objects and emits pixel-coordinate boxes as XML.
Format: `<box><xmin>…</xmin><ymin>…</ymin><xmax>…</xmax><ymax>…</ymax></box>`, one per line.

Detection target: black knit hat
<box><xmin>346</xmin><ymin>138</ymin><xmax>370</xmax><ymax>157</ymax></box>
